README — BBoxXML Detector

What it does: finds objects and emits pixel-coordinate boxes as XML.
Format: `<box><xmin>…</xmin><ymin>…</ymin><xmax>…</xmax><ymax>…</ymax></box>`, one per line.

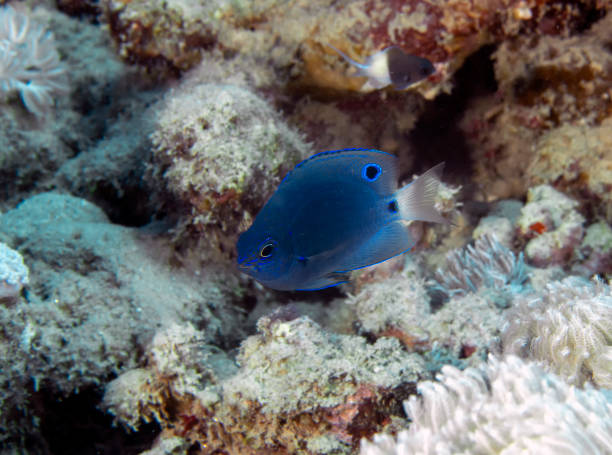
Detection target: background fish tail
<box><xmin>396</xmin><ymin>163</ymin><xmax>447</xmax><ymax>224</ymax></box>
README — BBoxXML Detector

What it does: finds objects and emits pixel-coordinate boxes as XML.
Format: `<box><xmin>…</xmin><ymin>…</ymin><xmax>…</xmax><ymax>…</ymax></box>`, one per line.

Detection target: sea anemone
<box><xmin>502</xmin><ymin>277</ymin><xmax>612</xmax><ymax>388</ymax></box>
<box><xmin>432</xmin><ymin>234</ymin><xmax>528</xmax><ymax>304</ymax></box>
<box><xmin>361</xmin><ymin>355</ymin><xmax>612</xmax><ymax>455</ymax></box>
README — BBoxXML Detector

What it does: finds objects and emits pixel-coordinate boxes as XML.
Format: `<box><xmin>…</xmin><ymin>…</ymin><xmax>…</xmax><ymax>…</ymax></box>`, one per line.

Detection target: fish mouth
<box><xmin>237</xmin><ymin>262</ymin><xmax>251</xmax><ymax>271</ymax></box>
<box><xmin>237</xmin><ymin>255</ymin><xmax>257</xmax><ymax>272</ymax></box>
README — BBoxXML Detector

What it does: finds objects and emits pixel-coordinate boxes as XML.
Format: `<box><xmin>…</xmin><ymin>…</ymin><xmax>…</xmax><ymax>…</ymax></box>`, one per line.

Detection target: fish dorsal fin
<box><xmin>279</xmin><ymin>148</ymin><xmax>399</xmax><ymax>195</ymax></box>
<box><xmin>334</xmin><ymin>220</ymin><xmax>415</xmax><ymax>273</ymax></box>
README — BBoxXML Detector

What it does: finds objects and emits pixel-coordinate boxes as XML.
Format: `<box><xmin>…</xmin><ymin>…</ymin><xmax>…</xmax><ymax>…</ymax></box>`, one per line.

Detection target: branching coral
<box><xmin>432</xmin><ymin>234</ymin><xmax>528</xmax><ymax>303</ymax></box>
<box><xmin>502</xmin><ymin>277</ymin><xmax>612</xmax><ymax>388</ymax></box>
<box><xmin>0</xmin><ymin>4</ymin><xmax>68</xmax><ymax>115</ymax></box>
<box><xmin>360</xmin><ymin>356</ymin><xmax>612</xmax><ymax>455</ymax></box>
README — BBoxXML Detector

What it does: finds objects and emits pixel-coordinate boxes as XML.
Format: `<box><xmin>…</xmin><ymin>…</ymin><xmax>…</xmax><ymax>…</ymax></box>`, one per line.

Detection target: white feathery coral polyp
<box><xmin>0</xmin><ymin>4</ymin><xmax>67</xmax><ymax>115</ymax></box>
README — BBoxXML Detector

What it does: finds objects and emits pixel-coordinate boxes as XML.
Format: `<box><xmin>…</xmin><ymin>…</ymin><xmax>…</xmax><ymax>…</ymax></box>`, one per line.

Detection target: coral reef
<box><xmin>98</xmin><ymin>0</ymin><xmax>612</xmax><ymax>103</ymax></box>
<box><xmin>464</xmin><ymin>9</ymin><xmax>612</xmax><ymax>201</ymax></box>
<box><xmin>0</xmin><ymin>2</ymin><xmax>140</xmax><ymax>207</ymax></box>
<box><xmin>348</xmin><ymin>269</ymin><xmax>430</xmax><ymax>343</ymax></box>
<box><xmin>420</xmin><ymin>292</ymin><xmax>506</xmax><ymax>366</ymax></box>
<box><xmin>104</xmin><ymin>316</ymin><xmax>427</xmax><ymax>454</ymax></box>
<box><xmin>349</xmin><ymin>256</ymin><xmax>508</xmax><ymax>367</ymax></box>
<box><xmin>495</xmin><ymin>12</ymin><xmax>612</xmax><ymax>127</ymax></box>
<box><xmin>140</xmin><ymin>437</ymin><xmax>190</xmax><ymax>455</ymax></box>
<box><xmin>361</xmin><ymin>355</ymin><xmax>612</xmax><ymax>455</ymax></box>
<box><xmin>502</xmin><ymin>276</ymin><xmax>612</xmax><ymax>388</ymax></box>
<box><xmin>288</xmin><ymin>92</ymin><xmax>427</xmax><ymax>161</ymax></box>
<box><xmin>470</xmin><ymin>199</ymin><xmax>523</xmax><ymax>247</ymax></box>
<box><xmin>103</xmin><ymin>323</ymin><xmax>234</xmax><ymax>430</ymax></box>
<box><xmin>0</xmin><ymin>193</ymin><xmax>245</xmax><ymax>446</ymax></box>
<box><xmin>0</xmin><ymin>0</ymin><xmax>611</xmax><ymax>453</ymax></box>
<box><xmin>527</xmin><ymin>120</ymin><xmax>612</xmax><ymax>222</ymax></box>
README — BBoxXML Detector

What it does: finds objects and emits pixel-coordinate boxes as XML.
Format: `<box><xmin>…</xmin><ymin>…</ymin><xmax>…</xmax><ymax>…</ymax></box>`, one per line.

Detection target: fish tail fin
<box><xmin>325</xmin><ymin>42</ymin><xmax>368</xmax><ymax>70</ymax></box>
<box><xmin>396</xmin><ymin>162</ymin><xmax>448</xmax><ymax>224</ymax></box>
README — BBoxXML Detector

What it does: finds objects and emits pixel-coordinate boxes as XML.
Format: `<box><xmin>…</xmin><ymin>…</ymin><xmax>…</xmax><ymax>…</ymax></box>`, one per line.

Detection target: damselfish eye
<box><xmin>362</xmin><ymin>163</ymin><xmax>382</xmax><ymax>182</ymax></box>
<box><xmin>260</xmin><ymin>243</ymin><xmax>275</xmax><ymax>258</ymax></box>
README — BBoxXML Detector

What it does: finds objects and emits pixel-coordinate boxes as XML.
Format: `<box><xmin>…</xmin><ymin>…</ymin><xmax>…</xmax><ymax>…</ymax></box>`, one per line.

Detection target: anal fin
<box><xmin>296</xmin><ymin>272</ymin><xmax>349</xmax><ymax>291</ymax></box>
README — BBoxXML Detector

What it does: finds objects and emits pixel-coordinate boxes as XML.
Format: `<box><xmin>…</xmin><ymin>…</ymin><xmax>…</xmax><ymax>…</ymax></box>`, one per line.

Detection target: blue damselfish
<box><xmin>236</xmin><ymin>148</ymin><xmax>446</xmax><ymax>291</ymax></box>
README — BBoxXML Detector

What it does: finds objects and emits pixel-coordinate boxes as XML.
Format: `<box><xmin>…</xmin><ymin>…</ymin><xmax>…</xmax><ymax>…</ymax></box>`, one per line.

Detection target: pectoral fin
<box><xmin>335</xmin><ymin>220</ymin><xmax>415</xmax><ymax>273</ymax></box>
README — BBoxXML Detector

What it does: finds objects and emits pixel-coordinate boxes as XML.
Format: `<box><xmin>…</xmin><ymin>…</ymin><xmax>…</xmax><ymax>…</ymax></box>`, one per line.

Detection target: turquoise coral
<box><xmin>432</xmin><ymin>234</ymin><xmax>528</xmax><ymax>303</ymax></box>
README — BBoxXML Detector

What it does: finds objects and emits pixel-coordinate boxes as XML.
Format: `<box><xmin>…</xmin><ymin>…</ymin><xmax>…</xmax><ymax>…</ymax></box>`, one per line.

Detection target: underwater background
<box><xmin>0</xmin><ymin>0</ymin><xmax>611</xmax><ymax>453</ymax></box>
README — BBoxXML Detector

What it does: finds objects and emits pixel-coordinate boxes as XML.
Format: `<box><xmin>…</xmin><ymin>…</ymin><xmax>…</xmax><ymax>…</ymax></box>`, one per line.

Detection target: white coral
<box><xmin>361</xmin><ymin>356</ymin><xmax>612</xmax><ymax>455</ymax></box>
<box><xmin>0</xmin><ymin>241</ymin><xmax>29</xmax><ymax>299</ymax></box>
<box><xmin>502</xmin><ymin>277</ymin><xmax>612</xmax><ymax>388</ymax></box>
<box><xmin>0</xmin><ymin>4</ymin><xmax>67</xmax><ymax>115</ymax></box>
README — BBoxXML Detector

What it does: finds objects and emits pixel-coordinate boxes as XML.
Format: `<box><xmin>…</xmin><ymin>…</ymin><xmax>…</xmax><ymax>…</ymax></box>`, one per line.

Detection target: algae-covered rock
<box><xmin>101</xmin><ymin>0</ymin><xmax>219</xmax><ymax>76</ymax></box>
<box><xmin>105</xmin><ymin>316</ymin><xmax>427</xmax><ymax>454</ymax></box>
<box><xmin>463</xmin><ymin>11</ymin><xmax>612</xmax><ymax>203</ymax></box>
<box><xmin>150</xmin><ymin>82</ymin><xmax>312</xmax><ymax>260</ymax></box>
<box><xmin>348</xmin><ymin>271</ymin><xmax>431</xmax><ymax>347</ymax></box>
<box><xmin>574</xmin><ymin>221</ymin><xmax>612</xmax><ymax>277</ymax></box>
<box><xmin>527</xmin><ymin>120</ymin><xmax>612</xmax><ymax>223</ymax></box>
<box><xmin>495</xmin><ymin>13</ymin><xmax>612</xmax><ymax>128</ymax></box>
<box><xmin>517</xmin><ymin>185</ymin><xmax>585</xmax><ymax>267</ymax></box>
<box><xmin>0</xmin><ymin>193</ymin><xmax>244</xmax><ymax>445</ymax></box>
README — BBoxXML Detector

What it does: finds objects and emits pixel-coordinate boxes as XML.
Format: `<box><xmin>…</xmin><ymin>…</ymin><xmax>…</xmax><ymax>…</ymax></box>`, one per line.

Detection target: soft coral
<box><xmin>0</xmin><ymin>4</ymin><xmax>68</xmax><ymax>116</ymax></box>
